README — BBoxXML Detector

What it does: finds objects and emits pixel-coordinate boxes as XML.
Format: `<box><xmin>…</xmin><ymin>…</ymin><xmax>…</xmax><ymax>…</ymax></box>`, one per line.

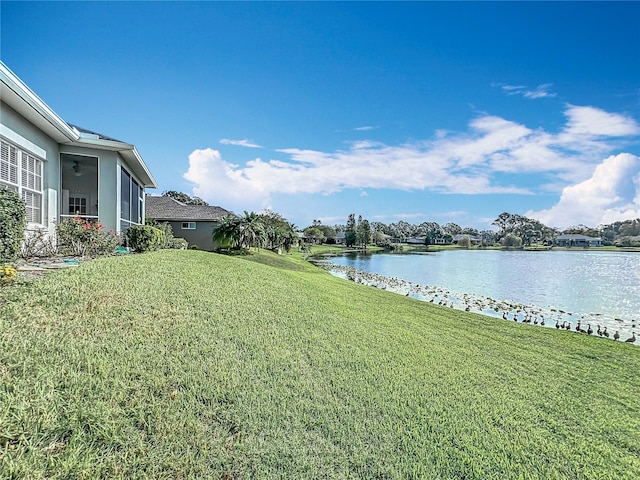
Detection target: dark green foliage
<box><xmin>146</xmin><ymin>220</ymin><xmax>181</xmax><ymax>249</ymax></box>
<box><xmin>345</xmin><ymin>213</ymin><xmax>357</xmax><ymax>247</ymax></box>
<box><xmin>356</xmin><ymin>215</ymin><xmax>371</xmax><ymax>247</ymax></box>
<box><xmin>213</xmin><ymin>210</ymin><xmax>297</xmax><ymax>252</ymax></box>
<box><xmin>0</xmin><ymin>189</ymin><xmax>26</xmax><ymax>262</ymax></box>
<box><xmin>125</xmin><ymin>225</ymin><xmax>165</xmax><ymax>252</ymax></box>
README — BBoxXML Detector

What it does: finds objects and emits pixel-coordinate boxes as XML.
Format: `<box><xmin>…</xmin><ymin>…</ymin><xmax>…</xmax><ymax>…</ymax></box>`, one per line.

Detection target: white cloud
<box><xmin>497</xmin><ymin>83</ymin><xmax>556</xmax><ymax>99</ymax></box>
<box><xmin>527</xmin><ymin>153</ymin><xmax>640</xmax><ymax>229</ymax></box>
<box><xmin>184</xmin><ymin>106</ymin><xmax>640</xmax><ymax>213</ymax></box>
<box><xmin>523</xmin><ymin>83</ymin><xmax>556</xmax><ymax>99</ymax></box>
<box><xmin>219</xmin><ymin>138</ymin><xmax>262</xmax><ymax>148</ymax></box>
<box><xmin>564</xmin><ymin>105</ymin><xmax>640</xmax><ymax>137</ymax></box>
<box><xmin>354</xmin><ymin>126</ymin><xmax>377</xmax><ymax>131</ymax></box>
<box><xmin>183</xmin><ymin>148</ymin><xmax>270</xmax><ymax>212</ymax></box>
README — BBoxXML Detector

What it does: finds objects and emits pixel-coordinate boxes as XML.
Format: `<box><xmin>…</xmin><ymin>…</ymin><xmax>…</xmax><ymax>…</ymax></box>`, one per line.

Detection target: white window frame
<box><xmin>1</xmin><ymin>139</ymin><xmax>44</xmax><ymax>224</ymax></box>
<box><xmin>181</xmin><ymin>222</ymin><xmax>196</xmax><ymax>230</ymax></box>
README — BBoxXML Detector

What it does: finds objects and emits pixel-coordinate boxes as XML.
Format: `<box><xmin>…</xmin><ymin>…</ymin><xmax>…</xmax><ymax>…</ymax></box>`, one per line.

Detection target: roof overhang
<box><xmin>1</xmin><ymin>62</ymin><xmax>78</xmax><ymax>143</ymax></box>
<box><xmin>2</xmin><ymin>61</ymin><xmax>157</xmax><ymax>189</ymax></box>
<box><xmin>66</xmin><ymin>137</ymin><xmax>158</xmax><ymax>188</ymax></box>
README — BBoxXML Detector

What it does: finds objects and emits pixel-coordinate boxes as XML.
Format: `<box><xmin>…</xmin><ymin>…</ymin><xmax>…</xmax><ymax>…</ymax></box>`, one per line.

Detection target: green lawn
<box><xmin>1</xmin><ymin>249</ymin><xmax>639</xmax><ymax>479</ymax></box>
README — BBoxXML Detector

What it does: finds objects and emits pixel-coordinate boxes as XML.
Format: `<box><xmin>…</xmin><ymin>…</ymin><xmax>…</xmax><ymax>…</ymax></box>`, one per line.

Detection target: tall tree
<box><xmin>345</xmin><ymin>214</ymin><xmax>357</xmax><ymax>247</ymax></box>
<box><xmin>442</xmin><ymin>222</ymin><xmax>462</xmax><ymax>235</ymax></box>
<box><xmin>357</xmin><ymin>216</ymin><xmax>371</xmax><ymax>248</ymax></box>
<box><xmin>419</xmin><ymin>221</ymin><xmax>441</xmax><ymax>245</ymax></box>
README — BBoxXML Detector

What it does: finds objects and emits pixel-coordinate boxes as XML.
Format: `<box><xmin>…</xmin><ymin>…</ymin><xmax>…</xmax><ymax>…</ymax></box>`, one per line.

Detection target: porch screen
<box><xmin>1</xmin><ymin>139</ymin><xmax>43</xmax><ymax>223</ymax></box>
<box><xmin>120</xmin><ymin>167</ymin><xmax>143</xmax><ymax>230</ymax></box>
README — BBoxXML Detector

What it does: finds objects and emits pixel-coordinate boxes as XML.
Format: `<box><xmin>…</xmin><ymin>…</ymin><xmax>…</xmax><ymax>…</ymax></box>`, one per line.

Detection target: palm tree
<box><xmin>237</xmin><ymin>211</ymin><xmax>266</xmax><ymax>250</ymax></box>
<box><xmin>212</xmin><ymin>215</ymin><xmax>240</xmax><ymax>249</ymax></box>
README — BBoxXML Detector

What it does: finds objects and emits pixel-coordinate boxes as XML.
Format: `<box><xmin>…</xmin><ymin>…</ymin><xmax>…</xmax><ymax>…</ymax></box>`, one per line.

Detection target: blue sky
<box><xmin>2</xmin><ymin>1</ymin><xmax>639</xmax><ymax>230</ymax></box>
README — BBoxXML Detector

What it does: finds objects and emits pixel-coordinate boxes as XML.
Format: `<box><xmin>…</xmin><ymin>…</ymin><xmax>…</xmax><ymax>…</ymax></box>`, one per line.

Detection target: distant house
<box><xmin>405</xmin><ymin>237</ymin><xmax>427</xmax><ymax>245</ymax></box>
<box><xmin>145</xmin><ymin>195</ymin><xmax>234</xmax><ymax>251</ymax></box>
<box><xmin>555</xmin><ymin>234</ymin><xmax>602</xmax><ymax>247</ymax></box>
<box><xmin>453</xmin><ymin>234</ymin><xmax>481</xmax><ymax>245</ymax></box>
<box><xmin>1</xmin><ymin>61</ymin><xmax>157</xmax><ymax>238</ymax></box>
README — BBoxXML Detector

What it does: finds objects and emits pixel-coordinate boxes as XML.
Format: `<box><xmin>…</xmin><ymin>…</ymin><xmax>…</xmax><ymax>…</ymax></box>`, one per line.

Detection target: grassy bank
<box><xmin>1</xmin><ymin>250</ymin><xmax>639</xmax><ymax>479</ymax></box>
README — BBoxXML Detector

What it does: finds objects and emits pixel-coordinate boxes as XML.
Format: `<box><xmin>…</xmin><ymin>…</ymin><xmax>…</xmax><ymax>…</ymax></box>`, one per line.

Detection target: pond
<box><xmin>321</xmin><ymin>249</ymin><xmax>640</xmax><ymax>341</ymax></box>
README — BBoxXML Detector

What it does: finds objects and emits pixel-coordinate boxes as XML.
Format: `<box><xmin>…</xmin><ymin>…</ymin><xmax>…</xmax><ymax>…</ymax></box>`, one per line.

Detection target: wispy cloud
<box><xmin>354</xmin><ymin>126</ymin><xmax>377</xmax><ymax>131</ymax></box>
<box><xmin>496</xmin><ymin>83</ymin><xmax>556</xmax><ymax>99</ymax></box>
<box><xmin>185</xmin><ymin>105</ymin><xmax>640</xmax><ymax>215</ymax></box>
<box><xmin>219</xmin><ymin>138</ymin><xmax>262</xmax><ymax>148</ymax></box>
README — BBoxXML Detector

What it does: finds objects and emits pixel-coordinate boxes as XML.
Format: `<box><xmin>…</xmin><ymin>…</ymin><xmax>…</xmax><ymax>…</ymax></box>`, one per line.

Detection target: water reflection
<box><xmin>321</xmin><ymin>250</ymin><xmax>640</xmax><ymax>343</ymax></box>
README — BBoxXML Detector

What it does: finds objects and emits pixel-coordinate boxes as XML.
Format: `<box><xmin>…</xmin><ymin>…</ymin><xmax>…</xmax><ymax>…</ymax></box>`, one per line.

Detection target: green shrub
<box><xmin>146</xmin><ymin>220</ymin><xmax>176</xmax><ymax>249</ymax></box>
<box><xmin>501</xmin><ymin>233</ymin><xmax>523</xmax><ymax>247</ymax></box>
<box><xmin>56</xmin><ymin>217</ymin><xmax>119</xmax><ymax>257</ymax></box>
<box><xmin>125</xmin><ymin>225</ymin><xmax>165</xmax><ymax>253</ymax></box>
<box><xmin>0</xmin><ymin>189</ymin><xmax>27</xmax><ymax>262</ymax></box>
<box><xmin>170</xmin><ymin>237</ymin><xmax>188</xmax><ymax>249</ymax></box>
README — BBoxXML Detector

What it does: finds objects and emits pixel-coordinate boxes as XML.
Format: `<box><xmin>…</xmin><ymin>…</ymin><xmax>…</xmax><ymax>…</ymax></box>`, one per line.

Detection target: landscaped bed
<box><xmin>1</xmin><ymin>249</ymin><xmax>639</xmax><ymax>478</ymax></box>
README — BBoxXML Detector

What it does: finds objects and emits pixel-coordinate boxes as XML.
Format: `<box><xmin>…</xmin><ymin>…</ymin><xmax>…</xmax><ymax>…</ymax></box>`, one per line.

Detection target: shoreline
<box><xmin>313</xmin><ymin>259</ymin><xmax>638</xmax><ymax>345</ymax></box>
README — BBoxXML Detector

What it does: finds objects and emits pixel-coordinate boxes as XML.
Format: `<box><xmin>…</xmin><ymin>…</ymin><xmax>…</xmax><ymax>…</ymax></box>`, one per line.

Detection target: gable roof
<box><xmin>146</xmin><ymin>195</ymin><xmax>235</xmax><ymax>221</ymax></box>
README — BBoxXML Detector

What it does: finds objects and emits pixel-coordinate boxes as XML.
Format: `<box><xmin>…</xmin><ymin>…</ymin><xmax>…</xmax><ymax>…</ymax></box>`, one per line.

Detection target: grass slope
<box><xmin>1</xmin><ymin>250</ymin><xmax>639</xmax><ymax>479</ymax></box>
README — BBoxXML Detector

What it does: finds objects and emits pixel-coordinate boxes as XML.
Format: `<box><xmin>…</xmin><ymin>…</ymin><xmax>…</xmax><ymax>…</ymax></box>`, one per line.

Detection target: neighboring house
<box><xmin>1</xmin><ymin>62</ymin><xmax>157</xmax><ymax>238</ymax></box>
<box><xmin>145</xmin><ymin>195</ymin><xmax>234</xmax><ymax>251</ymax></box>
<box><xmin>555</xmin><ymin>234</ymin><xmax>602</xmax><ymax>247</ymax></box>
<box><xmin>453</xmin><ymin>234</ymin><xmax>481</xmax><ymax>245</ymax></box>
<box><xmin>405</xmin><ymin>237</ymin><xmax>427</xmax><ymax>245</ymax></box>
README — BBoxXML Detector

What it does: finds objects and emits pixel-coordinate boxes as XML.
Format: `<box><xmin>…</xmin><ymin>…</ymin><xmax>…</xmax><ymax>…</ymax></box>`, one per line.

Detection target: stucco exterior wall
<box><xmin>1</xmin><ymin>101</ymin><xmax>60</xmax><ymax>231</ymax></box>
<box><xmin>168</xmin><ymin>221</ymin><xmax>220</xmax><ymax>251</ymax></box>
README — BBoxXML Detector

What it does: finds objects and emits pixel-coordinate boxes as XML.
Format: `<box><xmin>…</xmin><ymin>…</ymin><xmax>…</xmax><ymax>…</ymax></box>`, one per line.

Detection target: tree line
<box><xmin>303</xmin><ymin>212</ymin><xmax>640</xmax><ymax>247</ymax></box>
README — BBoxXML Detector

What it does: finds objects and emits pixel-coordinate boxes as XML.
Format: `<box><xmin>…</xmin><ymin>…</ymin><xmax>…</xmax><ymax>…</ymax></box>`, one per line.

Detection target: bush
<box><xmin>615</xmin><ymin>236</ymin><xmax>640</xmax><ymax>247</ymax></box>
<box><xmin>0</xmin><ymin>189</ymin><xmax>27</xmax><ymax>262</ymax></box>
<box><xmin>125</xmin><ymin>225</ymin><xmax>165</xmax><ymax>253</ymax></box>
<box><xmin>170</xmin><ymin>237</ymin><xmax>188</xmax><ymax>249</ymax></box>
<box><xmin>501</xmin><ymin>233</ymin><xmax>523</xmax><ymax>248</ymax></box>
<box><xmin>457</xmin><ymin>235</ymin><xmax>472</xmax><ymax>249</ymax></box>
<box><xmin>56</xmin><ymin>217</ymin><xmax>119</xmax><ymax>257</ymax></box>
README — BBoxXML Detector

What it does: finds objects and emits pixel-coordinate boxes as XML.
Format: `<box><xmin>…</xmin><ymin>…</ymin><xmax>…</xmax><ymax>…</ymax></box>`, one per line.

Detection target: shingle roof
<box><xmin>68</xmin><ymin>124</ymin><xmax>124</xmax><ymax>143</ymax></box>
<box><xmin>146</xmin><ymin>195</ymin><xmax>235</xmax><ymax>221</ymax></box>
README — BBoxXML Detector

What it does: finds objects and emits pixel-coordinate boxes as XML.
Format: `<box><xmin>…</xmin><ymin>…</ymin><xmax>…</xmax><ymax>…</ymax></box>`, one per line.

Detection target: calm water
<box><xmin>325</xmin><ymin>250</ymin><xmax>640</xmax><ymax>335</ymax></box>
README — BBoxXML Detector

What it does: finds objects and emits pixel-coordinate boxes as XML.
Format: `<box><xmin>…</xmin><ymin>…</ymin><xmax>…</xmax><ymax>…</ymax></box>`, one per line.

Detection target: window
<box><xmin>181</xmin><ymin>222</ymin><xmax>196</xmax><ymax>230</ymax></box>
<box><xmin>68</xmin><ymin>196</ymin><xmax>88</xmax><ymax>215</ymax></box>
<box><xmin>1</xmin><ymin>139</ymin><xmax>43</xmax><ymax>223</ymax></box>
<box><xmin>119</xmin><ymin>166</ymin><xmax>143</xmax><ymax>231</ymax></box>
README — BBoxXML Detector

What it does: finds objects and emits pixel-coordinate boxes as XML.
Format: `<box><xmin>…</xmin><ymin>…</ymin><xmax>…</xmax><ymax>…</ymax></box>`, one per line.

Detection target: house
<box><xmin>1</xmin><ymin>62</ymin><xmax>157</xmax><ymax>239</ymax></box>
<box><xmin>555</xmin><ymin>234</ymin><xmax>602</xmax><ymax>247</ymax></box>
<box><xmin>145</xmin><ymin>195</ymin><xmax>234</xmax><ymax>251</ymax></box>
<box><xmin>453</xmin><ymin>234</ymin><xmax>481</xmax><ymax>245</ymax></box>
